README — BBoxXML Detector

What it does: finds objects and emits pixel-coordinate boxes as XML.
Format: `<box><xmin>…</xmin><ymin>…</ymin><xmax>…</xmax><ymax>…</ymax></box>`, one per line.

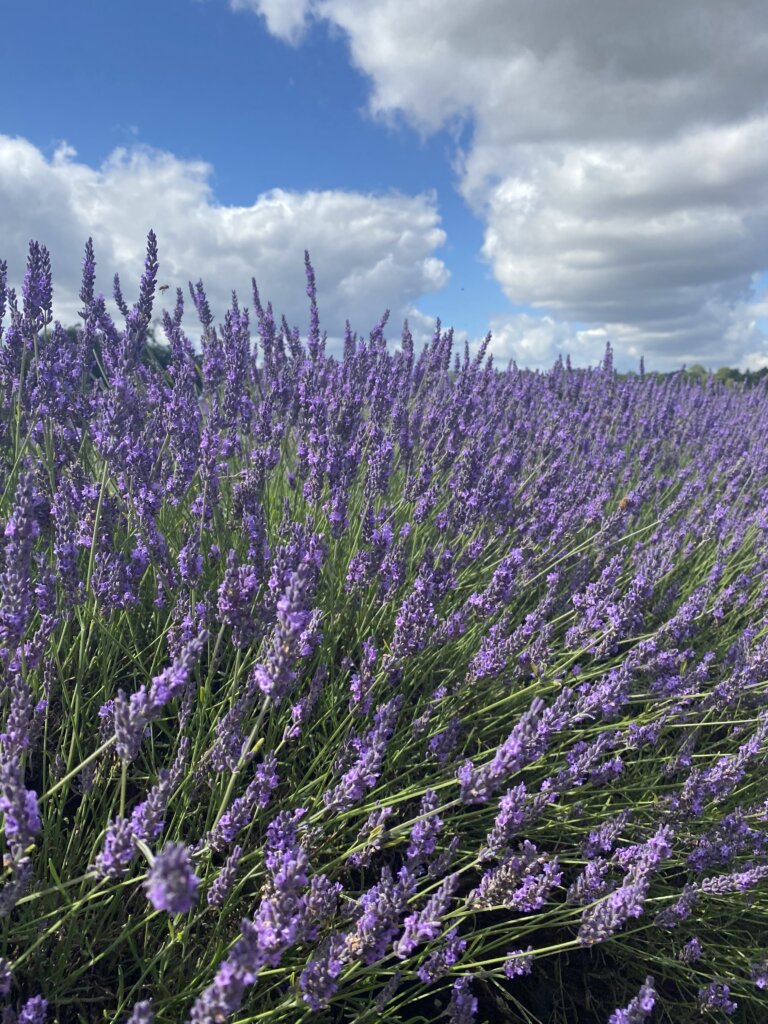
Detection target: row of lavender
<box><xmin>0</xmin><ymin>231</ymin><xmax>767</xmax><ymax>1022</ymax></box>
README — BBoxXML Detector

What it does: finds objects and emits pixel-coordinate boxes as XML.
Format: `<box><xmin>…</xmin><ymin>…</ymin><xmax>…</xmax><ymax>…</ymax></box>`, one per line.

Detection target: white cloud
<box><xmin>229</xmin><ymin>0</ymin><xmax>313</xmax><ymax>44</ymax></box>
<box><xmin>244</xmin><ymin>0</ymin><xmax>768</xmax><ymax>367</ymax></box>
<box><xmin>467</xmin><ymin>313</ymin><xmax>607</xmax><ymax>371</ymax></box>
<box><xmin>0</xmin><ymin>135</ymin><xmax>449</xmax><ymax>355</ymax></box>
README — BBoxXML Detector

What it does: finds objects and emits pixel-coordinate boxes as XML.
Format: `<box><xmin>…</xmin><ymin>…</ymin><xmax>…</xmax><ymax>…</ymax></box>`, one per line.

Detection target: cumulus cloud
<box><xmin>229</xmin><ymin>0</ymin><xmax>313</xmax><ymax>45</ymax></box>
<box><xmin>0</xmin><ymin>135</ymin><xmax>449</xmax><ymax>355</ymax></box>
<box><xmin>244</xmin><ymin>0</ymin><xmax>768</xmax><ymax>367</ymax></box>
<box><xmin>472</xmin><ymin>313</ymin><xmax>605</xmax><ymax>372</ymax></box>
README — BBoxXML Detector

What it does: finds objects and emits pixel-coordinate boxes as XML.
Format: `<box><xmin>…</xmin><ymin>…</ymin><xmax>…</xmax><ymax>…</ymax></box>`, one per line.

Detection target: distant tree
<box><xmin>713</xmin><ymin>367</ymin><xmax>742</xmax><ymax>388</ymax></box>
<box><xmin>684</xmin><ymin>363</ymin><xmax>708</xmax><ymax>383</ymax></box>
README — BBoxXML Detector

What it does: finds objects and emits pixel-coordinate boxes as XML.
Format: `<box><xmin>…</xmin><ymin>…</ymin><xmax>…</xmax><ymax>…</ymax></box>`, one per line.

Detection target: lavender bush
<box><xmin>0</xmin><ymin>232</ymin><xmax>767</xmax><ymax>1022</ymax></box>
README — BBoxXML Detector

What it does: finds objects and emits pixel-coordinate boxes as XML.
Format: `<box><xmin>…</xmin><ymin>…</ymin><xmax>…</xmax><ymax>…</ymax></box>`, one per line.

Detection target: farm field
<box><xmin>0</xmin><ymin>234</ymin><xmax>767</xmax><ymax>1022</ymax></box>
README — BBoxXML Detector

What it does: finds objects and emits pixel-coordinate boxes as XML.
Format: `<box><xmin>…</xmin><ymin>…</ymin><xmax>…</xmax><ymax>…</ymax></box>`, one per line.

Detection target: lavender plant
<box><xmin>0</xmin><ymin>232</ymin><xmax>767</xmax><ymax>1022</ymax></box>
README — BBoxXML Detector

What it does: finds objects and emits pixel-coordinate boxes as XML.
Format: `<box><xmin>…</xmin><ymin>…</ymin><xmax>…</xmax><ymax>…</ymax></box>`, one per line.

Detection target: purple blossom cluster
<box><xmin>322</xmin><ymin>695</ymin><xmax>403</xmax><ymax>813</ymax></box>
<box><xmin>578</xmin><ymin>827</ymin><xmax>673</xmax><ymax>945</ymax></box>
<box><xmin>607</xmin><ymin>976</ymin><xmax>656</xmax><ymax>1024</ymax></box>
<box><xmin>471</xmin><ymin>840</ymin><xmax>562</xmax><ymax>912</ymax></box>
<box><xmin>143</xmin><ymin>841</ymin><xmax>200</xmax><ymax>914</ymax></box>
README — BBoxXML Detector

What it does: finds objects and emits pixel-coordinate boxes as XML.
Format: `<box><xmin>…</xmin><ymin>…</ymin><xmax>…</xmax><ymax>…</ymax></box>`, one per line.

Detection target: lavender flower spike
<box><xmin>0</xmin><ymin>471</ymin><xmax>42</xmax><ymax>658</ymax></box>
<box><xmin>750</xmin><ymin>958</ymin><xmax>768</xmax><ymax>989</ymax></box>
<box><xmin>394</xmin><ymin>873</ymin><xmax>459</xmax><ymax>958</ymax></box>
<box><xmin>253</xmin><ymin>556</ymin><xmax>318</xmax><ymax>705</ymax></box>
<box><xmin>207</xmin><ymin>845</ymin><xmax>243</xmax><ymax>908</ymax></box>
<box><xmin>17</xmin><ymin>995</ymin><xmax>48</xmax><ymax>1024</ymax></box>
<box><xmin>323</xmin><ymin>695</ymin><xmax>403</xmax><ymax>813</ymax></box>
<box><xmin>92</xmin><ymin>816</ymin><xmax>137</xmax><ymax>880</ymax></box>
<box><xmin>696</xmin><ymin>981</ymin><xmax>737</xmax><ymax>1016</ymax></box>
<box><xmin>22</xmin><ymin>239</ymin><xmax>53</xmax><ymax>332</ymax></box>
<box><xmin>447</xmin><ymin>975</ymin><xmax>477</xmax><ymax>1024</ymax></box>
<box><xmin>607</xmin><ymin>976</ymin><xmax>656</xmax><ymax>1024</ymax></box>
<box><xmin>504</xmin><ymin>946</ymin><xmax>534</xmax><ymax>979</ymax></box>
<box><xmin>0</xmin><ymin>959</ymin><xmax>10</xmax><ymax>996</ymax></box>
<box><xmin>108</xmin><ymin>632</ymin><xmax>207</xmax><ymax>764</ymax></box>
<box><xmin>417</xmin><ymin>927</ymin><xmax>467</xmax><ymax>984</ymax></box>
<box><xmin>0</xmin><ymin>755</ymin><xmax>41</xmax><ymax>851</ymax></box>
<box><xmin>144</xmin><ymin>842</ymin><xmax>200</xmax><ymax>915</ymax></box>
<box><xmin>149</xmin><ymin>632</ymin><xmax>208</xmax><ymax>711</ymax></box>
<box><xmin>125</xmin><ymin>1001</ymin><xmax>153</xmax><ymax>1024</ymax></box>
<box><xmin>78</xmin><ymin>236</ymin><xmax>96</xmax><ymax>317</ymax></box>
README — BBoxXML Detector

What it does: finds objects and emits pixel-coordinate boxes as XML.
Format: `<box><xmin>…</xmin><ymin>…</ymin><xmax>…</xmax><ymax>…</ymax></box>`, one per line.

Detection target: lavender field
<box><xmin>0</xmin><ymin>231</ymin><xmax>767</xmax><ymax>1023</ymax></box>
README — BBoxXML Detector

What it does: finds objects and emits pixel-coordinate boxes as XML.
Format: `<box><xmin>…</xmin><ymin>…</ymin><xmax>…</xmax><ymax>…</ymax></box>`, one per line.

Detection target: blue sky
<box><xmin>1</xmin><ymin>0</ymin><xmax>768</xmax><ymax>370</ymax></box>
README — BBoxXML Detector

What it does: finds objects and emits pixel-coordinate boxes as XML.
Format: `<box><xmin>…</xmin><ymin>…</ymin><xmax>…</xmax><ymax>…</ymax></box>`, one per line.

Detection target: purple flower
<box><xmin>481</xmin><ymin>783</ymin><xmax>528</xmax><ymax>860</ymax></box>
<box><xmin>299</xmin><ymin>934</ymin><xmax>347</xmax><ymax>1010</ymax></box>
<box><xmin>125</xmin><ymin>1001</ymin><xmax>153</xmax><ymax>1024</ymax></box>
<box><xmin>653</xmin><ymin>884</ymin><xmax>698</xmax><ymax>929</ymax></box>
<box><xmin>246</xmin><ymin>809</ymin><xmax>310</xmax><ymax>964</ymax></box>
<box><xmin>189</xmin><ymin>958</ymin><xmax>254</xmax><ymax>1024</ymax></box>
<box><xmin>428</xmin><ymin>717</ymin><xmax>462</xmax><ymax>763</ymax></box>
<box><xmin>687</xmin><ymin>810</ymin><xmax>767</xmax><ymax>871</ymax></box>
<box><xmin>0</xmin><ymin>668</ymin><xmax>36</xmax><ymax>758</ymax></box>
<box><xmin>304</xmin><ymin>251</ymin><xmax>322</xmax><ymax>361</ymax></box>
<box><xmin>347</xmin><ymin>805</ymin><xmax>393</xmax><ymax>868</ymax></box>
<box><xmin>411</xmin><ymin>685</ymin><xmax>448</xmax><ymax>738</ymax></box>
<box><xmin>750</xmin><ymin>958</ymin><xmax>768</xmax><ymax>989</ymax></box>
<box><xmin>144</xmin><ymin>842</ymin><xmax>200</xmax><ymax>915</ymax></box>
<box><xmin>672</xmin><ymin>712</ymin><xmax>768</xmax><ymax>818</ymax></box>
<box><xmin>696</xmin><ymin>981</ymin><xmax>737</xmax><ymax>1016</ymax></box>
<box><xmin>607</xmin><ymin>976</ymin><xmax>656</xmax><ymax>1024</ymax></box>
<box><xmin>131</xmin><ymin>739</ymin><xmax>189</xmax><ymax>842</ymax></box>
<box><xmin>0</xmin><ymin>755</ymin><xmax>40</xmax><ymax>850</ymax></box>
<box><xmin>458</xmin><ymin>696</ymin><xmax>557</xmax><ymax>804</ymax></box>
<box><xmin>17</xmin><ymin>996</ymin><xmax>48</xmax><ymax>1024</ymax></box>
<box><xmin>504</xmin><ymin>946</ymin><xmax>534</xmax><ymax>979</ymax></box>
<box><xmin>375</xmin><ymin>971</ymin><xmax>402</xmax><ymax>1012</ymax></box>
<box><xmin>253</xmin><ymin>556</ymin><xmax>320</xmax><ymax>705</ymax></box>
<box><xmin>582</xmin><ymin>811</ymin><xmax>633</xmax><ymax>858</ymax></box>
<box><xmin>108</xmin><ymin>634</ymin><xmax>206</xmax><ymax>764</ymax></box>
<box><xmin>472</xmin><ymin>841</ymin><xmax>561</xmax><ymax>911</ymax></box>
<box><xmin>406</xmin><ymin>790</ymin><xmax>443</xmax><ymax>866</ymax></box>
<box><xmin>468</xmin><ymin>548</ymin><xmax>523</xmax><ymax>618</ymax></box>
<box><xmin>696</xmin><ymin>862</ymin><xmax>768</xmax><ymax>896</ymax></box>
<box><xmin>427</xmin><ymin>835</ymin><xmax>460</xmax><ymax>880</ymax></box>
<box><xmin>217</xmin><ymin>551</ymin><xmax>261</xmax><ymax>649</ymax></box>
<box><xmin>391</xmin><ymin>565</ymin><xmax>439</xmax><ymax>658</ymax></box>
<box><xmin>348</xmin><ymin>864</ymin><xmax>416</xmax><ymax>965</ymax></box>
<box><xmin>394</xmin><ymin>874</ymin><xmax>459</xmax><ymax>958</ymax></box>
<box><xmin>92</xmin><ymin>816</ymin><xmax>137</xmax><ymax>880</ymax></box>
<box><xmin>323</xmin><ymin>696</ymin><xmax>402</xmax><ymax>813</ymax></box>
<box><xmin>513</xmin><ymin>863</ymin><xmax>562</xmax><ymax>912</ymax></box>
<box><xmin>417</xmin><ymin>927</ymin><xmax>467</xmax><ymax>984</ymax></box>
<box><xmin>303</xmin><ymin>874</ymin><xmax>343</xmax><ymax>941</ymax></box>
<box><xmin>679</xmin><ymin>936</ymin><xmax>703</xmax><ymax>962</ymax></box>
<box><xmin>0</xmin><ymin>471</ymin><xmax>41</xmax><ymax>657</ymax></box>
<box><xmin>78</xmin><ymin>237</ymin><xmax>96</xmax><ymax>316</ymax></box>
<box><xmin>282</xmin><ymin>665</ymin><xmax>326</xmax><ymax>743</ymax></box>
<box><xmin>447</xmin><ymin>976</ymin><xmax>477</xmax><ymax>1024</ymax></box>
<box><xmin>112</xmin><ymin>686</ymin><xmax>151</xmax><ymax>763</ymax></box>
<box><xmin>148</xmin><ymin>633</ymin><xmax>208</xmax><ymax>711</ymax></box>
<box><xmin>0</xmin><ymin>958</ymin><xmax>11</xmax><ymax>996</ymax></box>
<box><xmin>22</xmin><ymin>240</ymin><xmax>53</xmax><ymax>332</ymax></box>
<box><xmin>206</xmin><ymin>677</ymin><xmax>262</xmax><ymax>774</ymax></box>
<box><xmin>566</xmin><ymin>857</ymin><xmax>614</xmax><ymax>906</ymax></box>
<box><xmin>348</xmin><ymin>637</ymin><xmax>377</xmax><ymax>716</ymax></box>
<box><xmin>207</xmin><ymin>845</ymin><xmax>243</xmax><ymax>909</ymax></box>
<box><xmin>205</xmin><ymin>754</ymin><xmax>279</xmax><ymax>852</ymax></box>
<box><xmin>578</xmin><ymin>828</ymin><xmax>673</xmax><ymax>945</ymax></box>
